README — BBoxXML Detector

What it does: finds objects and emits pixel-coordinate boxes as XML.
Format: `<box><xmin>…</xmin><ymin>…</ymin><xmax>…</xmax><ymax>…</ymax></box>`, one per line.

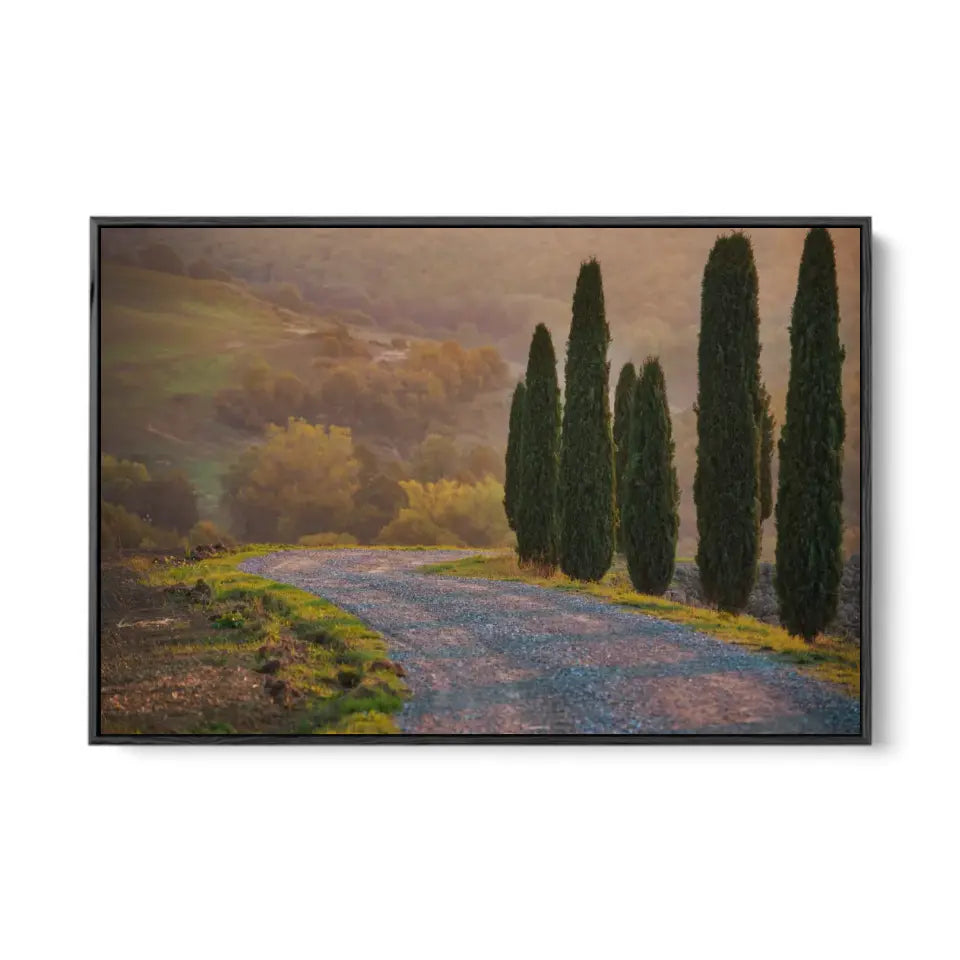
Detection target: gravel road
<box><xmin>240</xmin><ymin>549</ymin><xmax>861</xmax><ymax>736</ymax></box>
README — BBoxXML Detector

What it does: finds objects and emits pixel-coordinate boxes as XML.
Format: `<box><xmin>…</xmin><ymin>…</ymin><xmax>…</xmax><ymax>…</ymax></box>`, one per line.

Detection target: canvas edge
<box><xmin>88</xmin><ymin>215</ymin><xmax>872</xmax><ymax>746</ymax></box>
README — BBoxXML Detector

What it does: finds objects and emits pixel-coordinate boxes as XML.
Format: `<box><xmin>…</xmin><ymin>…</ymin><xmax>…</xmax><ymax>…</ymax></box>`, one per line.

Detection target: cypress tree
<box><xmin>503</xmin><ymin>381</ymin><xmax>526</xmax><ymax>532</ymax></box>
<box><xmin>516</xmin><ymin>324</ymin><xmax>560</xmax><ymax>571</ymax></box>
<box><xmin>693</xmin><ymin>233</ymin><xmax>762</xmax><ymax>612</ymax></box>
<box><xmin>622</xmin><ymin>358</ymin><xmax>679</xmax><ymax>595</ymax></box>
<box><xmin>559</xmin><ymin>258</ymin><xmax>615</xmax><ymax>581</ymax></box>
<box><xmin>758</xmin><ymin>383</ymin><xmax>775</xmax><ymax>524</ymax></box>
<box><xmin>612</xmin><ymin>361</ymin><xmax>637</xmax><ymax>551</ymax></box>
<box><xmin>775</xmin><ymin>228</ymin><xmax>846</xmax><ymax>640</ymax></box>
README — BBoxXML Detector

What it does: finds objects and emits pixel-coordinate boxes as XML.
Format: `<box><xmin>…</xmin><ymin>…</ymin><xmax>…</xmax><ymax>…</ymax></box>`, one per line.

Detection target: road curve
<box><xmin>239</xmin><ymin>549</ymin><xmax>860</xmax><ymax>736</ymax></box>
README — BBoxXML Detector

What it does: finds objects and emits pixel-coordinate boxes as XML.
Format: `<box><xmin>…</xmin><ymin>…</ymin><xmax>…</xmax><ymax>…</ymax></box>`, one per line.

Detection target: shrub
<box><xmin>100</xmin><ymin>501</ymin><xmax>181</xmax><ymax>551</ymax></box>
<box><xmin>215</xmin><ymin>363</ymin><xmax>316</xmax><ymax>431</ymax></box>
<box><xmin>101</xmin><ymin>454</ymin><xmax>199</xmax><ymax>535</ymax></box>
<box><xmin>101</xmin><ymin>454</ymin><xmax>150</xmax><ymax>511</ymax></box>
<box><xmin>312</xmin><ymin>327</ymin><xmax>372</xmax><ymax>359</ymax></box>
<box><xmin>378</xmin><ymin>478</ymin><xmax>511</xmax><ymax>547</ymax></box>
<box><xmin>376</xmin><ymin>512</ymin><xmax>462</xmax><ymax>547</ymax></box>
<box><xmin>460</xmin><ymin>444</ymin><xmax>505</xmax><ymax>484</ymax></box>
<box><xmin>348</xmin><ymin>472</ymin><xmax>407</xmax><ymax>544</ymax></box>
<box><xmin>141</xmin><ymin>471</ymin><xmax>199</xmax><ymax>535</ymax></box>
<box><xmin>222</xmin><ymin>419</ymin><xmax>360</xmax><ymax>542</ymax></box>
<box><xmin>411</xmin><ymin>433</ymin><xmax>459</xmax><ymax>483</ymax></box>
<box><xmin>188</xmin><ymin>521</ymin><xmax>235</xmax><ymax>548</ymax></box>
<box><xmin>212</xmin><ymin>612</ymin><xmax>245</xmax><ymax>629</ymax></box>
<box><xmin>101</xmin><ymin>501</ymin><xmax>153</xmax><ymax>550</ymax></box>
<box><xmin>298</xmin><ymin>532</ymin><xmax>360</xmax><ymax>547</ymax></box>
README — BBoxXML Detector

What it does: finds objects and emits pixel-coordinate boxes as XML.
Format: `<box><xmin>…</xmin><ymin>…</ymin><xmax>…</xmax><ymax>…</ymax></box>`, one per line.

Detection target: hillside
<box><xmin>101</xmin><ymin>264</ymin><xmax>328</xmax><ymax>519</ymax></box>
<box><xmin>104</xmin><ymin>224</ymin><xmax>861</xmax><ymax>400</ymax></box>
<box><xmin>100</xmin><ymin>262</ymin><xmax>514</xmax><ymax>524</ymax></box>
<box><xmin>100</xmin><ymin>226</ymin><xmax>862</xmax><ymax>555</ymax></box>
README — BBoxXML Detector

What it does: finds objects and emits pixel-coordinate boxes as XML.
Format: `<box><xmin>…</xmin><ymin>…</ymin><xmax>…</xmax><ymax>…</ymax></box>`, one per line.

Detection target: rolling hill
<box><xmin>99</xmin><ymin>225</ymin><xmax>862</xmax><ymax>556</ymax></box>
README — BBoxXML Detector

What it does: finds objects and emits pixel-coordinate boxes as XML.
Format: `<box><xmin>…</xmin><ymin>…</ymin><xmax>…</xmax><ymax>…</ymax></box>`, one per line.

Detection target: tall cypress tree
<box><xmin>758</xmin><ymin>383</ymin><xmax>775</xmax><ymax>524</ymax></box>
<box><xmin>503</xmin><ymin>381</ymin><xmax>526</xmax><ymax>532</ymax></box>
<box><xmin>693</xmin><ymin>233</ymin><xmax>762</xmax><ymax>612</ymax></box>
<box><xmin>622</xmin><ymin>358</ymin><xmax>679</xmax><ymax>595</ymax></box>
<box><xmin>516</xmin><ymin>324</ymin><xmax>560</xmax><ymax>571</ymax></box>
<box><xmin>613</xmin><ymin>361</ymin><xmax>637</xmax><ymax>551</ymax></box>
<box><xmin>775</xmin><ymin>228</ymin><xmax>846</xmax><ymax>640</ymax></box>
<box><xmin>559</xmin><ymin>258</ymin><xmax>614</xmax><ymax>581</ymax></box>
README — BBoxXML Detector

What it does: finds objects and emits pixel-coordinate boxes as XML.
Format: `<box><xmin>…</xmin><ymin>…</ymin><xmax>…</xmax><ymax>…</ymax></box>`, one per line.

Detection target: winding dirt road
<box><xmin>240</xmin><ymin>549</ymin><xmax>861</xmax><ymax>736</ymax></box>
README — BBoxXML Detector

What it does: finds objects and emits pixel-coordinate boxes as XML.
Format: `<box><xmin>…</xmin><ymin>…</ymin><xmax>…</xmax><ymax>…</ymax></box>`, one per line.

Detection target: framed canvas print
<box><xmin>91</xmin><ymin>217</ymin><xmax>870</xmax><ymax>743</ymax></box>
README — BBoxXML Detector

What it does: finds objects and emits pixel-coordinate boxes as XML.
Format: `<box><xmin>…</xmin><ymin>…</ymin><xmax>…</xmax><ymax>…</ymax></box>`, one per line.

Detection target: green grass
<box><xmin>296</xmin><ymin>543</ymin><xmax>474</xmax><ymax>551</ymax></box>
<box><xmin>100</xmin><ymin>263</ymin><xmax>333</xmax><ymax>514</ymax></box>
<box><xmin>149</xmin><ymin>546</ymin><xmax>408</xmax><ymax>733</ymax></box>
<box><xmin>421</xmin><ymin>551</ymin><xmax>860</xmax><ymax>694</ymax></box>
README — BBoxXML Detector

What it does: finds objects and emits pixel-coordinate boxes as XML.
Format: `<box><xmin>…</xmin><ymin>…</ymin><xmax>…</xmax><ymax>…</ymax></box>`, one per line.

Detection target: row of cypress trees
<box><xmin>693</xmin><ymin>228</ymin><xmax>845</xmax><ymax>639</ymax></box>
<box><xmin>504</xmin><ymin>228</ymin><xmax>845</xmax><ymax>641</ymax></box>
<box><xmin>505</xmin><ymin>259</ymin><xmax>679</xmax><ymax>589</ymax></box>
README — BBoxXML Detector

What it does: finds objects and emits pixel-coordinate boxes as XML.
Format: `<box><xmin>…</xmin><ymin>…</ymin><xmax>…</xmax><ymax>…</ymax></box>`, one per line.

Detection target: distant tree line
<box><xmin>100</xmin><ymin>455</ymin><xmax>208</xmax><ymax>550</ymax></box>
<box><xmin>214</xmin><ymin>337</ymin><xmax>508</xmax><ymax>453</ymax></box>
<box><xmin>220</xmin><ymin>419</ymin><xmax>511</xmax><ymax>547</ymax></box>
<box><xmin>504</xmin><ymin>229</ymin><xmax>845</xmax><ymax>640</ymax></box>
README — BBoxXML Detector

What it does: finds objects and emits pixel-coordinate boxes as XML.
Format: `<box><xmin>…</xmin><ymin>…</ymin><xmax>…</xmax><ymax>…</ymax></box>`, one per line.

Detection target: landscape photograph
<box><xmin>95</xmin><ymin>220</ymin><xmax>865</xmax><ymax>739</ymax></box>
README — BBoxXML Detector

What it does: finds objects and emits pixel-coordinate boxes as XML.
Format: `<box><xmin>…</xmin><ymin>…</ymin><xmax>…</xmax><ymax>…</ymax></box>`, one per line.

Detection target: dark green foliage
<box><xmin>775</xmin><ymin>228</ymin><xmax>846</xmax><ymax>640</ymax></box>
<box><xmin>621</xmin><ymin>359</ymin><xmax>680</xmax><ymax>595</ymax></box>
<box><xmin>503</xmin><ymin>381</ymin><xmax>526</xmax><ymax>531</ymax></box>
<box><xmin>100</xmin><ymin>500</ymin><xmax>159</xmax><ymax>549</ymax></box>
<box><xmin>758</xmin><ymin>383</ymin><xmax>775</xmax><ymax>523</ymax></box>
<box><xmin>212</xmin><ymin>612</ymin><xmax>245</xmax><ymax>629</ymax></box>
<box><xmin>613</xmin><ymin>362</ymin><xmax>637</xmax><ymax>551</ymax></box>
<box><xmin>694</xmin><ymin>234</ymin><xmax>762</xmax><ymax>612</ymax></box>
<box><xmin>101</xmin><ymin>454</ymin><xmax>199</xmax><ymax>535</ymax></box>
<box><xmin>559</xmin><ymin>259</ymin><xmax>615</xmax><ymax>581</ymax></box>
<box><xmin>516</xmin><ymin>325</ymin><xmax>560</xmax><ymax>570</ymax></box>
<box><xmin>141</xmin><ymin>471</ymin><xmax>199</xmax><ymax>534</ymax></box>
<box><xmin>350</xmin><ymin>473</ymin><xmax>407</xmax><ymax>543</ymax></box>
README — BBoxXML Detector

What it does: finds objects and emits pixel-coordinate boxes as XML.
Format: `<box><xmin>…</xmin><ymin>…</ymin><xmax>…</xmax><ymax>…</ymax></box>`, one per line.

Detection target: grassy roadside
<box><xmin>420</xmin><ymin>552</ymin><xmax>860</xmax><ymax>695</ymax></box>
<box><xmin>100</xmin><ymin>546</ymin><xmax>409</xmax><ymax>735</ymax></box>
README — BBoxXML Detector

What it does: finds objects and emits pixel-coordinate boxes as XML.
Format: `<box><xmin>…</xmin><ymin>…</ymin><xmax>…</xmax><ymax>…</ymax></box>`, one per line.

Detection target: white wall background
<box><xmin>3</xmin><ymin>2</ymin><xmax>956</xmax><ymax>958</ymax></box>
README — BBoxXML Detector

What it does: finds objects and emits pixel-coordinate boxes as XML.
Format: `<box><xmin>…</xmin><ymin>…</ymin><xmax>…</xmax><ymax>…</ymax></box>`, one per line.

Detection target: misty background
<box><xmin>100</xmin><ymin>225</ymin><xmax>861</xmax><ymax>557</ymax></box>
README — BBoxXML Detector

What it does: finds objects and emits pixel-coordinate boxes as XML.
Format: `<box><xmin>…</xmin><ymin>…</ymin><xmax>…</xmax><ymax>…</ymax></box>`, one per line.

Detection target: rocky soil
<box><xmin>665</xmin><ymin>555</ymin><xmax>861</xmax><ymax>641</ymax></box>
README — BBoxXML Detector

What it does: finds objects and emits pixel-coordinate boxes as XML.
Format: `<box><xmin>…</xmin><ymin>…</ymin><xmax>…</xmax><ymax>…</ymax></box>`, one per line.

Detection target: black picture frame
<box><xmin>90</xmin><ymin>216</ymin><xmax>871</xmax><ymax>745</ymax></box>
